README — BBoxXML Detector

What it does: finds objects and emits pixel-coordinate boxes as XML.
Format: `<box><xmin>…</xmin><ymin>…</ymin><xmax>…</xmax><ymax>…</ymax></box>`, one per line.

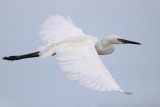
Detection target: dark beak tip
<box><xmin>118</xmin><ymin>38</ymin><xmax>141</xmax><ymax>45</ymax></box>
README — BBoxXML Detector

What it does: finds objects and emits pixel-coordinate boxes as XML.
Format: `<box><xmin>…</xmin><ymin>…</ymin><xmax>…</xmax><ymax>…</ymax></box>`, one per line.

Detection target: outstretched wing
<box><xmin>55</xmin><ymin>43</ymin><xmax>124</xmax><ymax>93</ymax></box>
<box><xmin>39</xmin><ymin>15</ymin><xmax>85</xmax><ymax>44</ymax></box>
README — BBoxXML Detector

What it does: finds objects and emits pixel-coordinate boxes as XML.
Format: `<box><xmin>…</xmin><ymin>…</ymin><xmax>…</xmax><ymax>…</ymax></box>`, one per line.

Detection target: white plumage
<box><xmin>37</xmin><ymin>15</ymin><xmax>140</xmax><ymax>94</ymax></box>
<box><xmin>39</xmin><ymin>15</ymin><xmax>84</xmax><ymax>43</ymax></box>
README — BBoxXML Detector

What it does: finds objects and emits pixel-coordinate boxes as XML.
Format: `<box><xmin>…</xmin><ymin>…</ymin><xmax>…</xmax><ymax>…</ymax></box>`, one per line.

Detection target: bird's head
<box><xmin>102</xmin><ymin>35</ymin><xmax>141</xmax><ymax>45</ymax></box>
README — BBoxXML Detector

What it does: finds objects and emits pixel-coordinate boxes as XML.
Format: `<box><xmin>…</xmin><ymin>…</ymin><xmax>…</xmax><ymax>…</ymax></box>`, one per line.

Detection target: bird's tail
<box><xmin>3</xmin><ymin>52</ymin><xmax>40</xmax><ymax>61</ymax></box>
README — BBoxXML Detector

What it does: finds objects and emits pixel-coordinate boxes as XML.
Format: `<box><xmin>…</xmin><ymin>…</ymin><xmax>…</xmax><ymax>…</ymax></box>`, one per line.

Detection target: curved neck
<box><xmin>95</xmin><ymin>40</ymin><xmax>115</xmax><ymax>55</ymax></box>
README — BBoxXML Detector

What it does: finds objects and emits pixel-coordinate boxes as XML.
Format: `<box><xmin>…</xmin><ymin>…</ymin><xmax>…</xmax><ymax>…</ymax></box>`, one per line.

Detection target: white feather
<box><xmin>39</xmin><ymin>15</ymin><xmax>85</xmax><ymax>44</ymax></box>
<box><xmin>53</xmin><ymin>36</ymin><xmax>124</xmax><ymax>92</ymax></box>
<box><xmin>38</xmin><ymin>15</ymin><xmax>85</xmax><ymax>57</ymax></box>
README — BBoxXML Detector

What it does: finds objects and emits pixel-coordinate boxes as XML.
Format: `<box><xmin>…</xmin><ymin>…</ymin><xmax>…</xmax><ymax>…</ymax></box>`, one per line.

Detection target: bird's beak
<box><xmin>117</xmin><ymin>38</ymin><xmax>141</xmax><ymax>45</ymax></box>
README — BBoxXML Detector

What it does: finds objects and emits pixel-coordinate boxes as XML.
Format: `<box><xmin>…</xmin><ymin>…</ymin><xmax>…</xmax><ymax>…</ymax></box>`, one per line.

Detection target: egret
<box><xmin>3</xmin><ymin>15</ymin><xmax>141</xmax><ymax>94</ymax></box>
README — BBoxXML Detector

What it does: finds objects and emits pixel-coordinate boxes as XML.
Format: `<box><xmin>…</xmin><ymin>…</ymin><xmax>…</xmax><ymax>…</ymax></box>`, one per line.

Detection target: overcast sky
<box><xmin>0</xmin><ymin>0</ymin><xmax>160</xmax><ymax>107</ymax></box>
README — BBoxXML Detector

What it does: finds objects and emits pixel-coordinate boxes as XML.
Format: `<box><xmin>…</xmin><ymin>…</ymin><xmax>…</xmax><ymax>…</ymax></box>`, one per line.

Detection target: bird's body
<box><xmin>3</xmin><ymin>15</ymin><xmax>141</xmax><ymax>95</ymax></box>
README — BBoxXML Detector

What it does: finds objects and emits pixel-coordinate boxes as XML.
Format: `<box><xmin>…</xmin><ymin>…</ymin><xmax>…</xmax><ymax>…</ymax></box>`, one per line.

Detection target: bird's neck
<box><xmin>95</xmin><ymin>41</ymin><xmax>115</xmax><ymax>55</ymax></box>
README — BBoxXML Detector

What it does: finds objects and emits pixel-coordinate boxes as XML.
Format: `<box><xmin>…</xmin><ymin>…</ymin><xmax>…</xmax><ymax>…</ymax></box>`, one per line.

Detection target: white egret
<box><xmin>3</xmin><ymin>15</ymin><xmax>141</xmax><ymax>94</ymax></box>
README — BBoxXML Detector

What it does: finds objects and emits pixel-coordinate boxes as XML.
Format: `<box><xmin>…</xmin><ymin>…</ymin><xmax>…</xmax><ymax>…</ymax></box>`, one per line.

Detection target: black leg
<box><xmin>3</xmin><ymin>51</ymin><xmax>56</xmax><ymax>61</ymax></box>
<box><xmin>3</xmin><ymin>51</ymin><xmax>40</xmax><ymax>61</ymax></box>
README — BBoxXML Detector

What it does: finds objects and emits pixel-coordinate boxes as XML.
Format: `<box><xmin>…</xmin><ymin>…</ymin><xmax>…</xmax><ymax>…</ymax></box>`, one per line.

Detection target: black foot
<box><xmin>3</xmin><ymin>56</ymin><xmax>21</xmax><ymax>61</ymax></box>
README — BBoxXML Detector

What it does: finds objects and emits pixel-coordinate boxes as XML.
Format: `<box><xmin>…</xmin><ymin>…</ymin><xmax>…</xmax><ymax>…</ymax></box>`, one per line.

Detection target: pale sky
<box><xmin>0</xmin><ymin>0</ymin><xmax>160</xmax><ymax>107</ymax></box>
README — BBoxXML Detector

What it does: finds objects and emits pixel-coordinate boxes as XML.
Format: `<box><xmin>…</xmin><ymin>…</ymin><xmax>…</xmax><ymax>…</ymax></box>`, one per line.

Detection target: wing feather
<box><xmin>39</xmin><ymin>15</ymin><xmax>85</xmax><ymax>44</ymax></box>
<box><xmin>55</xmin><ymin>43</ymin><xmax>124</xmax><ymax>93</ymax></box>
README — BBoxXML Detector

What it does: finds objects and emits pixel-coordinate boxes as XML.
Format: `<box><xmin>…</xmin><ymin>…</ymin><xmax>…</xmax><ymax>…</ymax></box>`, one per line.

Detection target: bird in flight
<box><xmin>3</xmin><ymin>15</ymin><xmax>141</xmax><ymax>95</ymax></box>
